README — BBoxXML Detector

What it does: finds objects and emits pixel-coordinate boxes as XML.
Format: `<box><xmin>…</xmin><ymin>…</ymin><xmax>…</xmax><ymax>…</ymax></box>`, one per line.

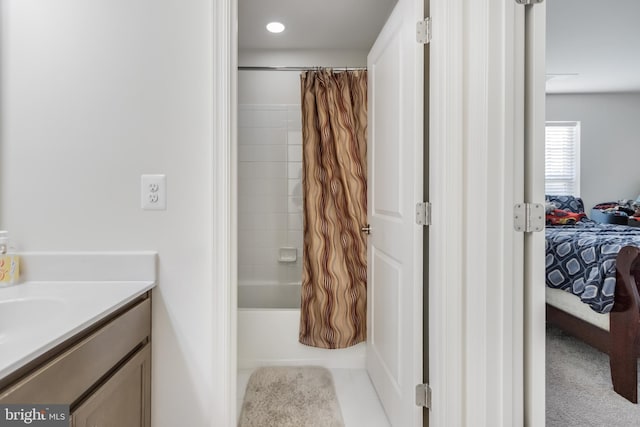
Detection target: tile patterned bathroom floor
<box><xmin>237</xmin><ymin>368</ymin><xmax>391</xmax><ymax>427</ymax></box>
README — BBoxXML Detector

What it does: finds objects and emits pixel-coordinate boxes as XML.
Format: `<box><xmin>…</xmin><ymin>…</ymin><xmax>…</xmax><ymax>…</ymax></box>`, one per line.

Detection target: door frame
<box><xmin>426</xmin><ymin>0</ymin><xmax>465</xmax><ymax>424</ymax></box>
<box><xmin>212</xmin><ymin>0</ymin><xmax>237</xmax><ymax>425</ymax></box>
<box><xmin>428</xmin><ymin>0</ymin><xmax>528</xmax><ymax>425</ymax></box>
<box><xmin>212</xmin><ymin>0</ymin><xmax>543</xmax><ymax>426</ymax></box>
<box><xmin>524</xmin><ymin>3</ymin><xmax>547</xmax><ymax>426</ymax></box>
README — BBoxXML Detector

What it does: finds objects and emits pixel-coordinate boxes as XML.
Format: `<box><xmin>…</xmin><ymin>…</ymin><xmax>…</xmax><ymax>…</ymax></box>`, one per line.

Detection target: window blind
<box><xmin>545</xmin><ymin>121</ymin><xmax>580</xmax><ymax>196</ymax></box>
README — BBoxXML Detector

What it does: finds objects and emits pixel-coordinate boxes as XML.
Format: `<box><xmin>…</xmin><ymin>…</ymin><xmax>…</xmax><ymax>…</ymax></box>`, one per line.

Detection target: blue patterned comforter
<box><xmin>546</xmin><ymin>220</ymin><xmax>640</xmax><ymax>313</ymax></box>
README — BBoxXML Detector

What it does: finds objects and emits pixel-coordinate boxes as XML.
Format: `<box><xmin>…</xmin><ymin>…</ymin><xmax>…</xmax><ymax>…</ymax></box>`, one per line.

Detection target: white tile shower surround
<box><xmin>237</xmin><ymin>368</ymin><xmax>391</xmax><ymax>427</ymax></box>
<box><xmin>238</xmin><ymin>104</ymin><xmax>304</xmax><ymax>286</ymax></box>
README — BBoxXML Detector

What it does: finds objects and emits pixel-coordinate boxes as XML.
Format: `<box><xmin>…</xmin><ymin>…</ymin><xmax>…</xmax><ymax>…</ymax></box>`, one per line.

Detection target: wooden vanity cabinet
<box><xmin>72</xmin><ymin>344</ymin><xmax>150</xmax><ymax>427</ymax></box>
<box><xmin>0</xmin><ymin>293</ymin><xmax>151</xmax><ymax>427</ymax></box>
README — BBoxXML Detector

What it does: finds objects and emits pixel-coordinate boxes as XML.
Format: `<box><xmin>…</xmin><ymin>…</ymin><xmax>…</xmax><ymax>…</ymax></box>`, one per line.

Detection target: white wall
<box><xmin>546</xmin><ymin>93</ymin><xmax>640</xmax><ymax>211</ymax></box>
<box><xmin>1</xmin><ymin>2</ymin><xmax>214</xmax><ymax>426</ymax></box>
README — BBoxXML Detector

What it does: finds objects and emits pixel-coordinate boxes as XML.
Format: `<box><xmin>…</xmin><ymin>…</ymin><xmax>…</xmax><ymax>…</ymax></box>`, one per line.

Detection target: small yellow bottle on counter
<box><xmin>0</xmin><ymin>230</ymin><xmax>20</xmax><ymax>285</ymax></box>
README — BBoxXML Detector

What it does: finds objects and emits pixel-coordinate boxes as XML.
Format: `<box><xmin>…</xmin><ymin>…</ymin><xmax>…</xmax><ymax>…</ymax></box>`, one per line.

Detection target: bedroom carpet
<box><xmin>547</xmin><ymin>324</ymin><xmax>640</xmax><ymax>426</ymax></box>
<box><xmin>238</xmin><ymin>366</ymin><xmax>345</xmax><ymax>427</ymax></box>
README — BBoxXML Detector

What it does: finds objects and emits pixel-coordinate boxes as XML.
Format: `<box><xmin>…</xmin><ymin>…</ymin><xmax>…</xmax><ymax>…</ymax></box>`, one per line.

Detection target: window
<box><xmin>545</xmin><ymin>121</ymin><xmax>580</xmax><ymax>196</ymax></box>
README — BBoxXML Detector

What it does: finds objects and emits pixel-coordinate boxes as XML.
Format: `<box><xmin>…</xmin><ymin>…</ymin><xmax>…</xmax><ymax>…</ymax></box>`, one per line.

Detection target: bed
<box><xmin>545</xmin><ymin>195</ymin><xmax>640</xmax><ymax>403</ymax></box>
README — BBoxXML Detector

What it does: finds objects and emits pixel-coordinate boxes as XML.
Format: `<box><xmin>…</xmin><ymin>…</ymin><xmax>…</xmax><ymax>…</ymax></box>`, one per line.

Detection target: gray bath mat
<box><xmin>238</xmin><ymin>366</ymin><xmax>345</xmax><ymax>427</ymax></box>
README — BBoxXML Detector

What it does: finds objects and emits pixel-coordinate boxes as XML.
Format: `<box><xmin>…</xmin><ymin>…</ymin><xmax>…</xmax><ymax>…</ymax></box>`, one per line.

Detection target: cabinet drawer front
<box><xmin>72</xmin><ymin>344</ymin><xmax>151</xmax><ymax>427</ymax></box>
<box><xmin>0</xmin><ymin>298</ymin><xmax>150</xmax><ymax>405</ymax></box>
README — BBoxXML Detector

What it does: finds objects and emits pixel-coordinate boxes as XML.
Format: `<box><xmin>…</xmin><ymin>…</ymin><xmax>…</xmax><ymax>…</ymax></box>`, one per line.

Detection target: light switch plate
<box><xmin>141</xmin><ymin>174</ymin><xmax>166</xmax><ymax>210</ymax></box>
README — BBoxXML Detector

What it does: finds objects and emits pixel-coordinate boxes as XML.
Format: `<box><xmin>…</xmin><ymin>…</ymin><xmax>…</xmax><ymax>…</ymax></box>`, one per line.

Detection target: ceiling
<box><xmin>546</xmin><ymin>0</ymin><xmax>640</xmax><ymax>93</ymax></box>
<box><xmin>238</xmin><ymin>0</ymin><xmax>640</xmax><ymax>93</ymax></box>
<box><xmin>238</xmin><ymin>0</ymin><xmax>397</xmax><ymax>50</ymax></box>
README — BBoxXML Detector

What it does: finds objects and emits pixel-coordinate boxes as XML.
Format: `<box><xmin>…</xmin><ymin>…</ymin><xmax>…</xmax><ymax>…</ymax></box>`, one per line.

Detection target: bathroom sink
<box><xmin>0</xmin><ymin>297</ymin><xmax>68</xmax><ymax>343</ymax></box>
<box><xmin>0</xmin><ymin>280</ymin><xmax>155</xmax><ymax>380</ymax></box>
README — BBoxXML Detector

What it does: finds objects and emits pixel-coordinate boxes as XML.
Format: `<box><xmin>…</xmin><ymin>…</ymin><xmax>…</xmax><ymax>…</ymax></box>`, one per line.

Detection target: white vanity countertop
<box><xmin>0</xmin><ymin>252</ymin><xmax>157</xmax><ymax>382</ymax></box>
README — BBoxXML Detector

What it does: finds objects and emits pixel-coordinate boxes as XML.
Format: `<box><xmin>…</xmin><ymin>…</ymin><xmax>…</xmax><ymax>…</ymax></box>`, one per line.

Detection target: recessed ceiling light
<box><xmin>266</xmin><ymin>22</ymin><xmax>285</xmax><ymax>34</ymax></box>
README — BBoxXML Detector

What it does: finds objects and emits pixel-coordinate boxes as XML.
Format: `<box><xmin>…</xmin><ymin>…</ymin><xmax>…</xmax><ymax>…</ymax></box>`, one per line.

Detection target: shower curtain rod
<box><xmin>237</xmin><ymin>66</ymin><xmax>367</xmax><ymax>71</ymax></box>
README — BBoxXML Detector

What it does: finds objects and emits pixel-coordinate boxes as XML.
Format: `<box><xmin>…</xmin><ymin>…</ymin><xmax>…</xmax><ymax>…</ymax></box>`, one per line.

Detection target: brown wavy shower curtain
<box><xmin>298</xmin><ymin>69</ymin><xmax>368</xmax><ymax>349</ymax></box>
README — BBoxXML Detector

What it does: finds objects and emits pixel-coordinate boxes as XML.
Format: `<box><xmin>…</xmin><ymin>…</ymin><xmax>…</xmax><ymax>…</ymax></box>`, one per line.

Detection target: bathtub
<box><xmin>237</xmin><ymin>283</ymin><xmax>365</xmax><ymax>369</ymax></box>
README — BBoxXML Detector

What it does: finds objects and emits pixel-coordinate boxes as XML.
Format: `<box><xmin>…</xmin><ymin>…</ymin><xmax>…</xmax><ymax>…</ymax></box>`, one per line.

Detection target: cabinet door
<box><xmin>72</xmin><ymin>344</ymin><xmax>150</xmax><ymax>427</ymax></box>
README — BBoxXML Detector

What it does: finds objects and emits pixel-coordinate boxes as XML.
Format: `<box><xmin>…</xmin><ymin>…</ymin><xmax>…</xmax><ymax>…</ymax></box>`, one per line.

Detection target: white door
<box><xmin>366</xmin><ymin>0</ymin><xmax>424</xmax><ymax>425</ymax></box>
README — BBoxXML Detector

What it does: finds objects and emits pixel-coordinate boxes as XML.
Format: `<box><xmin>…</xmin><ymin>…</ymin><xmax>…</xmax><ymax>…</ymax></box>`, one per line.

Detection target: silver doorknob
<box><xmin>360</xmin><ymin>224</ymin><xmax>371</xmax><ymax>235</ymax></box>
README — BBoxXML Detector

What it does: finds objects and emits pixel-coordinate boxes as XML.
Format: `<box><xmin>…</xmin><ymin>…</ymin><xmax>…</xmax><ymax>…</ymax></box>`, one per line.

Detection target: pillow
<box><xmin>545</xmin><ymin>195</ymin><xmax>585</xmax><ymax>213</ymax></box>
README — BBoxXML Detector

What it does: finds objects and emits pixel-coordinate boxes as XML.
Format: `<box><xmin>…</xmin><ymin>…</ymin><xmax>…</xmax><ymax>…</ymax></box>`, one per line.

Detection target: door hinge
<box><xmin>416</xmin><ymin>17</ymin><xmax>432</xmax><ymax>44</ymax></box>
<box><xmin>515</xmin><ymin>0</ymin><xmax>543</xmax><ymax>5</ymax></box>
<box><xmin>416</xmin><ymin>383</ymin><xmax>432</xmax><ymax>409</ymax></box>
<box><xmin>514</xmin><ymin>203</ymin><xmax>545</xmax><ymax>233</ymax></box>
<box><xmin>416</xmin><ymin>202</ymin><xmax>431</xmax><ymax>226</ymax></box>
